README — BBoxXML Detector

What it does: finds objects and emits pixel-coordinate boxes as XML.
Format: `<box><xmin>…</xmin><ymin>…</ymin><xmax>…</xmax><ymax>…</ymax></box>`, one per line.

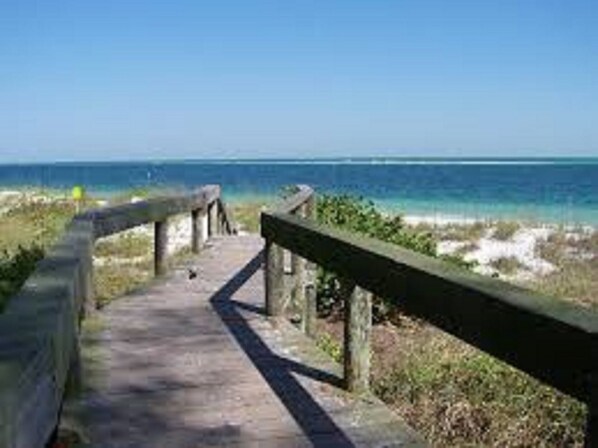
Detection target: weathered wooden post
<box><xmin>208</xmin><ymin>201</ymin><xmax>219</xmax><ymax>237</ymax></box>
<box><xmin>265</xmin><ymin>239</ymin><xmax>285</xmax><ymax>317</ymax></box>
<box><xmin>218</xmin><ymin>200</ymin><xmax>226</xmax><ymax>234</ymax></box>
<box><xmin>289</xmin><ymin>205</ymin><xmax>305</xmax><ymax>315</ymax></box>
<box><xmin>191</xmin><ymin>208</ymin><xmax>205</xmax><ymax>253</ymax></box>
<box><xmin>154</xmin><ymin>219</ymin><xmax>168</xmax><ymax>276</ymax></box>
<box><xmin>342</xmin><ymin>279</ymin><xmax>372</xmax><ymax>393</ymax></box>
<box><xmin>207</xmin><ymin>202</ymin><xmax>213</xmax><ymax>237</ymax></box>
<box><xmin>290</xmin><ymin>254</ymin><xmax>304</xmax><ymax>312</ymax></box>
<box><xmin>68</xmin><ymin>217</ymin><xmax>96</xmax><ymax>318</ymax></box>
<box><xmin>301</xmin><ymin>197</ymin><xmax>318</xmax><ymax>337</ymax></box>
<box><xmin>303</xmin><ymin>277</ymin><xmax>317</xmax><ymax>337</ymax></box>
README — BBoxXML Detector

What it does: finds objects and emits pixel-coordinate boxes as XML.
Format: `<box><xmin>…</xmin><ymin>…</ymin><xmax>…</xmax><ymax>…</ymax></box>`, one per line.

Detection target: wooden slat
<box><xmin>0</xmin><ymin>184</ymin><xmax>229</xmax><ymax>448</ymax></box>
<box><xmin>217</xmin><ymin>198</ymin><xmax>236</xmax><ymax>234</ymax></box>
<box><xmin>271</xmin><ymin>185</ymin><xmax>314</xmax><ymax>215</ymax></box>
<box><xmin>261</xmin><ymin>211</ymin><xmax>598</xmax><ymax>402</ymax></box>
<box><xmin>77</xmin><ymin>234</ymin><xmax>424</xmax><ymax>447</ymax></box>
<box><xmin>77</xmin><ymin>185</ymin><xmax>220</xmax><ymax>238</ymax></box>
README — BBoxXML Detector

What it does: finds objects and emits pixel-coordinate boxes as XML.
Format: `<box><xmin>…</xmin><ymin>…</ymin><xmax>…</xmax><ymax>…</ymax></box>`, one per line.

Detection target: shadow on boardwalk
<box><xmin>209</xmin><ymin>251</ymin><xmax>355</xmax><ymax>447</ymax></box>
<box><xmin>75</xmin><ymin>237</ymin><xmax>421</xmax><ymax>447</ymax></box>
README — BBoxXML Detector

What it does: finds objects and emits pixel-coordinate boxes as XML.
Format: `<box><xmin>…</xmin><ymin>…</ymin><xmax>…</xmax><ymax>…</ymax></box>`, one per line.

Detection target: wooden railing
<box><xmin>261</xmin><ymin>185</ymin><xmax>598</xmax><ymax>445</ymax></box>
<box><xmin>0</xmin><ymin>185</ymin><xmax>234</xmax><ymax>448</ymax></box>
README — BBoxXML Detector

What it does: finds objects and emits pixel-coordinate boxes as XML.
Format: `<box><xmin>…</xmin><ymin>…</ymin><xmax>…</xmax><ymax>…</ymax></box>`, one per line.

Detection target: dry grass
<box><xmin>315</xmin><ymin>315</ymin><xmax>585</xmax><ymax>447</ymax></box>
<box><xmin>453</xmin><ymin>241</ymin><xmax>479</xmax><ymax>256</ymax></box>
<box><xmin>0</xmin><ymin>200</ymin><xmax>77</xmax><ymax>252</ymax></box>
<box><xmin>489</xmin><ymin>256</ymin><xmax>525</xmax><ymax>275</ymax></box>
<box><xmin>230</xmin><ymin>202</ymin><xmax>266</xmax><ymax>233</ymax></box>
<box><xmin>3</xmin><ymin>193</ymin><xmax>596</xmax><ymax>446</ymax></box>
<box><xmin>438</xmin><ymin>222</ymin><xmax>487</xmax><ymax>242</ymax></box>
<box><xmin>373</xmin><ymin>331</ymin><xmax>585</xmax><ymax>447</ymax></box>
<box><xmin>492</xmin><ymin>221</ymin><xmax>521</xmax><ymax>241</ymax></box>
<box><xmin>534</xmin><ymin>229</ymin><xmax>598</xmax><ymax>308</ymax></box>
<box><xmin>93</xmin><ymin>232</ymin><xmax>197</xmax><ymax>308</ymax></box>
<box><xmin>0</xmin><ymin>199</ymin><xmax>80</xmax><ymax>309</ymax></box>
<box><xmin>94</xmin><ymin>232</ymin><xmax>152</xmax><ymax>258</ymax></box>
<box><xmin>93</xmin><ymin>260</ymin><xmax>153</xmax><ymax>308</ymax></box>
<box><xmin>314</xmin><ymin>222</ymin><xmax>597</xmax><ymax>447</ymax></box>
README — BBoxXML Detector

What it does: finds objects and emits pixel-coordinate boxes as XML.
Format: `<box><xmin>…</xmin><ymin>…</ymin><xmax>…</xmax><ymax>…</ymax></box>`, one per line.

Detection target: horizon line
<box><xmin>1</xmin><ymin>155</ymin><xmax>598</xmax><ymax>166</ymax></box>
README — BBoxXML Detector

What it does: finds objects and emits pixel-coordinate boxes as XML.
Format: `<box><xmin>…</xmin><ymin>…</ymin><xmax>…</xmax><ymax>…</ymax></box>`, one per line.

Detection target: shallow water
<box><xmin>1</xmin><ymin>158</ymin><xmax>597</xmax><ymax>225</ymax></box>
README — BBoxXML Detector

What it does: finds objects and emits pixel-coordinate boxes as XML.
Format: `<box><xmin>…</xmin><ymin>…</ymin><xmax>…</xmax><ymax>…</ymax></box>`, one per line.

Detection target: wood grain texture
<box><xmin>261</xmin><ymin>211</ymin><xmax>598</xmax><ymax>403</ymax></box>
<box><xmin>264</xmin><ymin>240</ymin><xmax>285</xmax><ymax>317</ymax></box>
<box><xmin>342</xmin><ymin>281</ymin><xmax>372</xmax><ymax>394</ymax></box>
<box><xmin>72</xmin><ymin>235</ymin><xmax>423</xmax><ymax>447</ymax></box>
<box><xmin>154</xmin><ymin>220</ymin><xmax>168</xmax><ymax>277</ymax></box>
<box><xmin>0</xmin><ymin>185</ymin><xmax>231</xmax><ymax>448</ymax></box>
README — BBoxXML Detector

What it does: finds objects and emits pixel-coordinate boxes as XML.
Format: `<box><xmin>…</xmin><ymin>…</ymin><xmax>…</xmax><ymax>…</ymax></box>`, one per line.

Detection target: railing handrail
<box><xmin>0</xmin><ymin>184</ymin><xmax>234</xmax><ymax>448</ymax></box>
<box><xmin>77</xmin><ymin>184</ymin><xmax>222</xmax><ymax>238</ymax></box>
<box><xmin>261</xmin><ymin>210</ymin><xmax>598</xmax><ymax>400</ymax></box>
<box><xmin>216</xmin><ymin>197</ymin><xmax>237</xmax><ymax>235</ymax></box>
<box><xmin>260</xmin><ymin>185</ymin><xmax>598</xmax><ymax>443</ymax></box>
<box><xmin>271</xmin><ymin>185</ymin><xmax>314</xmax><ymax>215</ymax></box>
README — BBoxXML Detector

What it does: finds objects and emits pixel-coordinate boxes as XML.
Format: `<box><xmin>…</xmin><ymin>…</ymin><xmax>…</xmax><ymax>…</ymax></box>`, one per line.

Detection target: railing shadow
<box><xmin>209</xmin><ymin>252</ymin><xmax>354</xmax><ymax>447</ymax></box>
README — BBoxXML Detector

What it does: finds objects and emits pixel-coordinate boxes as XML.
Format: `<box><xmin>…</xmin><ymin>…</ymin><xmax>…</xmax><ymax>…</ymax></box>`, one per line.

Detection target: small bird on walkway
<box><xmin>188</xmin><ymin>268</ymin><xmax>198</xmax><ymax>279</ymax></box>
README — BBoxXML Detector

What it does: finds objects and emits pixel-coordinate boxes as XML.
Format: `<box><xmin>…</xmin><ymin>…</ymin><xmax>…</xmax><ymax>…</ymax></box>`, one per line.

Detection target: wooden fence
<box><xmin>261</xmin><ymin>185</ymin><xmax>598</xmax><ymax>446</ymax></box>
<box><xmin>0</xmin><ymin>185</ymin><xmax>234</xmax><ymax>448</ymax></box>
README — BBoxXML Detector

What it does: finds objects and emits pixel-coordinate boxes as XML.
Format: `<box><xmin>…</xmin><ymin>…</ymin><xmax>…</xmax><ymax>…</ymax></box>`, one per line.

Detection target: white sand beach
<box><xmin>1</xmin><ymin>190</ymin><xmax>595</xmax><ymax>285</ymax></box>
<box><xmin>405</xmin><ymin>213</ymin><xmax>595</xmax><ymax>282</ymax></box>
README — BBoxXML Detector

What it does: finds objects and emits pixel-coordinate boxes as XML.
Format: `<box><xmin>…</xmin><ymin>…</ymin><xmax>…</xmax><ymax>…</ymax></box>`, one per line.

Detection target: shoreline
<box><xmin>1</xmin><ymin>184</ymin><xmax>597</xmax><ymax>227</ymax></box>
<box><xmin>1</xmin><ymin>188</ymin><xmax>595</xmax><ymax>285</ymax></box>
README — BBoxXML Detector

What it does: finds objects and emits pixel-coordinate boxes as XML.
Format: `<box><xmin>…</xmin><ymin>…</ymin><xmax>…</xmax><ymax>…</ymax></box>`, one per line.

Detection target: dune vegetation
<box><xmin>1</xmin><ymin>189</ymin><xmax>596</xmax><ymax>446</ymax></box>
<box><xmin>313</xmin><ymin>194</ymin><xmax>594</xmax><ymax>447</ymax></box>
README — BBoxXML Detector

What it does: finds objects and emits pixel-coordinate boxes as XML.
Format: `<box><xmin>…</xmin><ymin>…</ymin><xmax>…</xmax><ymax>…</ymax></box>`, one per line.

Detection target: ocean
<box><xmin>0</xmin><ymin>157</ymin><xmax>597</xmax><ymax>225</ymax></box>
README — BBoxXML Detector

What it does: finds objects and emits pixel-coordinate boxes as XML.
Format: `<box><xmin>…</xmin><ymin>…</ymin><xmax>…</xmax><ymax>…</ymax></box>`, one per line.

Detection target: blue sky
<box><xmin>1</xmin><ymin>1</ymin><xmax>597</xmax><ymax>161</ymax></box>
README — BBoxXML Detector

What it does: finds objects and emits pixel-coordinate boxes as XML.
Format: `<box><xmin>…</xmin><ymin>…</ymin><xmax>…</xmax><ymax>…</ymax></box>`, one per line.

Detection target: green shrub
<box><xmin>316</xmin><ymin>332</ymin><xmax>343</xmax><ymax>363</ymax></box>
<box><xmin>315</xmin><ymin>195</ymin><xmax>474</xmax><ymax>318</ymax></box>
<box><xmin>0</xmin><ymin>245</ymin><xmax>45</xmax><ymax>310</ymax></box>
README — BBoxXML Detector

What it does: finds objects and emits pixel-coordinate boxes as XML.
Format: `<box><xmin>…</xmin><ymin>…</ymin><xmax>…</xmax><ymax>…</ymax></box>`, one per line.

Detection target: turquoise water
<box><xmin>0</xmin><ymin>158</ymin><xmax>597</xmax><ymax>225</ymax></box>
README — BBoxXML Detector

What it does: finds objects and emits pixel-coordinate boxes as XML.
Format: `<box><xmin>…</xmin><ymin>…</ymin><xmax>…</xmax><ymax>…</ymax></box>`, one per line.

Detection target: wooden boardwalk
<box><xmin>68</xmin><ymin>234</ymin><xmax>423</xmax><ymax>447</ymax></box>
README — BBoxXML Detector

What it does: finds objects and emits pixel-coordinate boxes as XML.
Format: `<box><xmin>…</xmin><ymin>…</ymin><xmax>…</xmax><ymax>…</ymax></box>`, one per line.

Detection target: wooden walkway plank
<box><xmin>67</xmin><ymin>235</ymin><xmax>424</xmax><ymax>447</ymax></box>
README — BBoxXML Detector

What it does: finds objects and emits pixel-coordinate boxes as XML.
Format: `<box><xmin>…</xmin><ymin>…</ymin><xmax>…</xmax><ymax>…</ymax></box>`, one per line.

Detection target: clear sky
<box><xmin>1</xmin><ymin>1</ymin><xmax>597</xmax><ymax>161</ymax></box>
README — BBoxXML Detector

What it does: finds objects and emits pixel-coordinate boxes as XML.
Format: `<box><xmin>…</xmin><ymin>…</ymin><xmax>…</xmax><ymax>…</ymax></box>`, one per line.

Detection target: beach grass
<box><xmin>313</xmin><ymin>194</ymin><xmax>593</xmax><ymax>447</ymax></box>
<box><xmin>0</xmin><ymin>189</ymin><xmax>595</xmax><ymax>446</ymax></box>
<box><xmin>316</xmin><ymin>310</ymin><xmax>586</xmax><ymax>447</ymax></box>
<box><xmin>492</xmin><ymin>220</ymin><xmax>521</xmax><ymax>240</ymax></box>
<box><xmin>372</xmin><ymin>333</ymin><xmax>585</xmax><ymax>447</ymax></box>
<box><xmin>0</xmin><ymin>198</ymin><xmax>79</xmax><ymax>309</ymax></box>
<box><xmin>230</xmin><ymin>201</ymin><xmax>267</xmax><ymax>232</ymax></box>
<box><xmin>440</xmin><ymin>221</ymin><xmax>488</xmax><ymax>242</ymax></box>
<box><xmin>94</xmin><ymin>260</ymin><xmax>153</xmax><ymax>308</ymax></box>
<box><xmin>489</xmin><ymin>255</ymin><xmax>525</xmax><ymax>275</ymax></box>
<box><xmin>0</xmin><ymin>200</ymin><xmax>77</xmax><ymax>252</ymax></box>
<box><xmin>94</xmin><ymin>232</ymin><xmax>152</xmax><ymax>258</ymax></box>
